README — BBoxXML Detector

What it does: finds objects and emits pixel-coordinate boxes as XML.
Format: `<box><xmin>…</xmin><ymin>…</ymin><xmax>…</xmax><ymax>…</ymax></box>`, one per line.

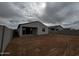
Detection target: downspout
<box><xmin>0</xmin><ymin>26</ymin><xmax>5</xmax><ymax>56</ymax></box>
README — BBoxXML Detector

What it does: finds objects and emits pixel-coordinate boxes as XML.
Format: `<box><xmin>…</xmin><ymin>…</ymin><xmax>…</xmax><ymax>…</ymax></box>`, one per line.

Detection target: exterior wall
<box><xmin>0</xmin><ymin>26</ymin><xmax>13</xmax><ymax>52</ymax></box>
<box><xmin>56</xmin><ymin>27</ymin><xmax>63</xmax><ymax>31</ymax></box>
<box><xmin>37</xmin><ymin>22</ymin><xmax>48</xmax><ymax>35</ymax></box>
<box><xmin>2</xmin><ymin>27</ymin><xmax>13</xmax><ymax>52</ymax></box>
<box><xmin>49</xmin><ymin>27</ymin><xmax>63</xmax><ymax>31</ymax></box>
<box><xmin>18</xmin><ymin>22</ymin><xmax>48</xmax><ymax>36</ymax></box>
<box><xmin>0</xmin><ymin>26</ymin><xmax>3</xmax><ymax>50</ymax></box>
<box><xmin>18</xmin><ymin>26</ymin><xmax>22</xmax><ymax>36</ymax></box>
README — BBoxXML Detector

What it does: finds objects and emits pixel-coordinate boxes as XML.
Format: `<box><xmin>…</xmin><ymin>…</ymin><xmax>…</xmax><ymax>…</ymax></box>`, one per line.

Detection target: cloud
<box><xmin>0</xmin><ymin>2</ymin><xmax>23</xmax><ymax>18</ymax></box>
<box><xmin>1</xmin><ymin>2</ymin><xmax>79</xmax><ymax>29</ymax></box>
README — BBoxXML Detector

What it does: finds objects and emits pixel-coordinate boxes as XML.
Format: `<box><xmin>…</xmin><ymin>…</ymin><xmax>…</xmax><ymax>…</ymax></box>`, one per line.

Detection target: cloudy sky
<box><xmin>0</xmin><ymin>2</ymin><xmax>79</xmax><ymax>29</ymax></box>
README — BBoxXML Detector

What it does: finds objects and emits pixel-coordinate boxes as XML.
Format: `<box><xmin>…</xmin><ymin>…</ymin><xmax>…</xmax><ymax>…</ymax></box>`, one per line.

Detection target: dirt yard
<box><xmin>4</xmin><ymin>33</ymin><xmax>79</xmax><ymax>56</ymax></box>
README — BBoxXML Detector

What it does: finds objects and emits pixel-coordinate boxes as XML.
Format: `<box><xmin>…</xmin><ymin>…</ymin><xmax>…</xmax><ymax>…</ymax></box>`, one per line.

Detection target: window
<box><xmin>22</xmin><ymin>27</ymin><xmax>38</xmax><ymax>35</ymax></box>
<box><xmin>22</xmin><ymin>27</ymin><xmax>27</xmax><ymax>35</ymax></box>
<box><xmin>56</xmin><ymin>29</ymin><xmax>58</xmax><ymax>31</ymax></box>
<box><xmin>42</xmin><ymin>28</ymin><xmax>45</xmax><ymax>32</ymax></box>
<box><xmin>51</xmin><ymin>28</ymin><xmax>55</xmax><ymax>30</ymax></box>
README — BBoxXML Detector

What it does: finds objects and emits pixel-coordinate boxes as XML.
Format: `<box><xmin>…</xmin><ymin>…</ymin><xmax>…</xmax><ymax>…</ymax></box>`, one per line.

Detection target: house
<box><xmin>63</xmin><ymin>28</ymin><xmax>72</xmax><ymax>31</ymax></box>
<box><xmin>18</xmin><ymin>21</ymin><xmax>48</xmax><ymax>36</ymax></box>
<box><xmin>0</xmin><ymin>21</ymin><xmax>48</xmax><ymax>52</ymax></box>
<box><xmin>0</xmin><ymin>25</ymin><xmax>13</xmax><ymax>53</ymax></box>
<box><xmin>48</xmin><ymin>25</ymin><xmax>63</xmax><ymax>32</ymax></box>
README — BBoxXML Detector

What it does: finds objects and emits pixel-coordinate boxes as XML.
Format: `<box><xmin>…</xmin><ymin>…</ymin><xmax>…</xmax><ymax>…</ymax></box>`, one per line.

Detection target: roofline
<box><xmin>18</xmin><ymin>21</ymin><xmax>48</xmax><ymax>29</ymax></box>
<box><xmin>0</xmin><ymin>21</ymin><xmax>48</xmax><ymax>30</ymax></box>
<box><xmin>48</xmin><ymin>25</ymin><xmax>63</xmax><ymax>28</ymax></box>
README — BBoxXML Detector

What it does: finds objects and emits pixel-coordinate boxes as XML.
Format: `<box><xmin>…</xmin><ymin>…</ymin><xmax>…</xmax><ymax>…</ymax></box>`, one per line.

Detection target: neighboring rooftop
<box><xmin>48</xmin><ymin>25</ymin><xmax>63</xmax><ymax>29</ymax></box>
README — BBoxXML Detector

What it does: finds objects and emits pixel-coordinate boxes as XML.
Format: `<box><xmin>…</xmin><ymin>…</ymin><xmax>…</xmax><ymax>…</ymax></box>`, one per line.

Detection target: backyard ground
<box><xmin>4</xmin><ymin>33</ymin><xmax>79</xmax><ymax>56</ymax></box>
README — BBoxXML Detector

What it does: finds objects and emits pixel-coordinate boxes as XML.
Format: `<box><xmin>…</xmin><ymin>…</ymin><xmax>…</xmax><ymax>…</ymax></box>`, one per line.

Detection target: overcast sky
<box><xmin>0</xmin><ymin>2</ymin><xmax>79</xmax><ymax>29</ymax></box>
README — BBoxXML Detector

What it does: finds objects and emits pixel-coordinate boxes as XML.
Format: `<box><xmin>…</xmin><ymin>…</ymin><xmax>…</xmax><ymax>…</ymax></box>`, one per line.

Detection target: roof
<box><xmin>18</xmin><ymin>21</ymin><xmax>47</xmax><ymax>28</ymax></box>
<box><xmin>48</xmin><ymin>25</ymin><xmax>63</xmax><ymax>29</ymax></box>
<box><xmin>63</xmin><ymin>28</ymin><xmax>72</xmax><ymax>30</ymax></box>
<box><xmin>0</xmin><ymin>21</ymin><xmax>47</xmax><ymax>30</ymax></box>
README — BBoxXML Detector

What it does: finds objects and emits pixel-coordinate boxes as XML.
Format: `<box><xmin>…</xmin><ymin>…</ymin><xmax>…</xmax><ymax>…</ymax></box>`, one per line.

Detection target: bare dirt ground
<box><xmin>4</xmin><ymin>33</ymin><xmax>79</xmax><ymax>56</ymax></box>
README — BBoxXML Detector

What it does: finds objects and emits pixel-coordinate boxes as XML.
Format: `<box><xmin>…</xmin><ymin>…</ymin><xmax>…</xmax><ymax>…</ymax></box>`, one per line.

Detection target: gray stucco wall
<box><xmin>18</xmin><ymin>22</ymin><xmax>48</xmax><ymax>36</ymax></box>
<box><xmin>2</xmin><ymin>27</ymin><xmax>13</xmax><ymax>52</ymax></box>
<box><xmin>0</xmin><ymin>26</ymin><xmax>13</xmax><ymax>52</ymax></box>
<box><xmin>0</xmin><ymin>26</ymin><xmax>3</xmax><ymax>50</ymax></box>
